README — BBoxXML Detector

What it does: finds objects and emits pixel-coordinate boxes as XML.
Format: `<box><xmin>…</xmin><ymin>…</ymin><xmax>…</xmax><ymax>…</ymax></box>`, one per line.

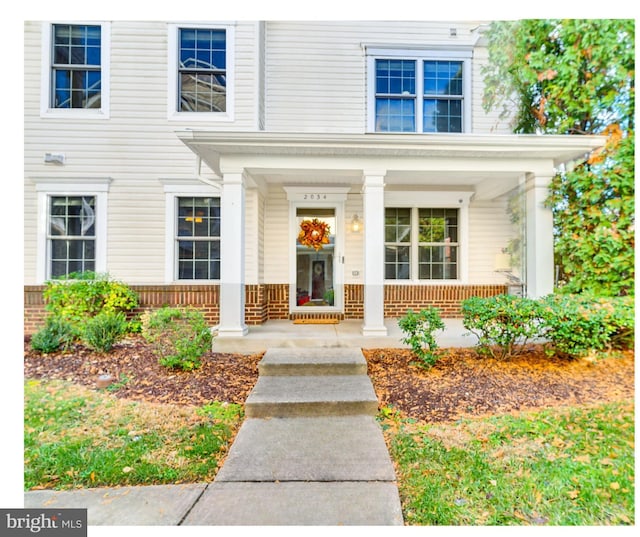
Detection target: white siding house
<box><xmin>23</xmin><ymin>20</ymin><xmax>604</xmax><ymax>337</ymax></box>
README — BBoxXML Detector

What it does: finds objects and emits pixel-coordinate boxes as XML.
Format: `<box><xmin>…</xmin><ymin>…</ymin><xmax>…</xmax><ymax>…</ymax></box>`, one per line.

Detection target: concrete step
<box><xmin>214</xmin><ymin>416</ymin><xmax>396</xmax><ymax>482</ymax></box>
<box><xmin>258</xmin><ymin>347</ymin><xmax>368</xmax><ymax>376</ymax></box>
<box><xmin>245</xmin><ymin>375</ymin><xmax>379</xmax><ymax>418</ymax></box>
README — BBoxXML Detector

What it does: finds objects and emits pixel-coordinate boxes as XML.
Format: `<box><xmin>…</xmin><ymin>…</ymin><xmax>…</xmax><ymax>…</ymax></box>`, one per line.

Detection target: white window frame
<box><xmin>40</xmin><ymin>21</ymin><xmax>111</xmax><ymax>119</ymax></box>
<box><xmin>33</xmin><ymin>178</ymin><xmax>111</xmax><ymax>283</ymax></box>
<box><xmin>366</xmin><ymin>47</ymin><xmax>472</xmax><ymax>133</ymax></box>
<box><xmin>384</xmin><ymin>191</ymin><xmax>472</xmax><ymax>284</ymax></box>
<box><xmin>167</xmin><ymin>23</ymin><xmax>235</xmax><ymax>122</ymax></box>
<box><xmin>163</xmin><ymin>183</ymin><xmax>222</xmax><ymax>283</ymax></box>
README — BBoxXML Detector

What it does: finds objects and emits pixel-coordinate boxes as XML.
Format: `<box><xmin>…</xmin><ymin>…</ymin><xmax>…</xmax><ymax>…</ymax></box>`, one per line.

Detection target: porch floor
<box><xmin>212</xmin><ymin>318</ymin><xmax>478</xmax><ymax>354</ymax></box>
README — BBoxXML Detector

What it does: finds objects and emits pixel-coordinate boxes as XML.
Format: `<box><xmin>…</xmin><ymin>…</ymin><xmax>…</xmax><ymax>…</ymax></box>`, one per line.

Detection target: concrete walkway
<box><xmin>24</xmin><ymin>347</ymin><xmax>404</xmax><ymax>526</ymax></box>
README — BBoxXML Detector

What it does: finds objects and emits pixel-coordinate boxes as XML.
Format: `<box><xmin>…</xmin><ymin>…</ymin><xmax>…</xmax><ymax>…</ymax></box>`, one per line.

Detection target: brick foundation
<box><xmin>384</xmin><ymin>284</ymin><xmax>508</xmax><ymax>318</ymax></box>
<box><xmin>24</xmin><ymin>282</ymin><xmax>507</xmax><ymax>334</ymax></box>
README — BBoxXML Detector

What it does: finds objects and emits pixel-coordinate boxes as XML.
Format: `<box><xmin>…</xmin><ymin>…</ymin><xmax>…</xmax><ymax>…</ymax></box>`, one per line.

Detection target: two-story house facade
<box><xmin>23</xmin><ymin>20</ymin><xmax>604</xmax><ymax>337</ymax></box>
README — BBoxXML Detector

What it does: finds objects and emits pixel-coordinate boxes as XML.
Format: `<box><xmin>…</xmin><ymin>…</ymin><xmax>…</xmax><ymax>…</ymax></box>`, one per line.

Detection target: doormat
<box><xmin>292</xmin><ymin>318</ymin><xmax>339</xmax><ymax>325</ymax></box>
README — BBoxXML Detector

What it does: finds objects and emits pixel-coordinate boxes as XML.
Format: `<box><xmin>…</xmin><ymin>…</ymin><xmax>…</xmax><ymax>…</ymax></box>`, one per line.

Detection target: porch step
<box><xmin>245</xmin><ymin>375</ymin><xmax>379</xmax><ymax>418</ymax></box>
<box><xmin>258</xmin><ymin>347</ymin><xmax>367</xmax><ymax>376</ymax></box>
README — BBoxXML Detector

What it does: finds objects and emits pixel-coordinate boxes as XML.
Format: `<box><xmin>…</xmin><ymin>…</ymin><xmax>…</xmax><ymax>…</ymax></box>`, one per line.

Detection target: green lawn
<box><xmin>381</xmin><ymin>400</ymin><xmax>634</xmax><ymax>525</ymax></box>
<box><xmin>25</xmin><ymin>379</ymin><xmax>634</xmax><ymax>526</ymax></box>
<box><xmin>24</xmin><ymin>379</ymin><xmax>243</xmax><ymax>490</ymax></box>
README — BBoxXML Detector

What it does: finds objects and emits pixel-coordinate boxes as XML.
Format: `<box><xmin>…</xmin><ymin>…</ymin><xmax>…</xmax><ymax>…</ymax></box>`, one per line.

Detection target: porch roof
<box><xmin>177</xmin><ymin>131</ymin><xmax>606</xmax><ymax>200</ymax></box>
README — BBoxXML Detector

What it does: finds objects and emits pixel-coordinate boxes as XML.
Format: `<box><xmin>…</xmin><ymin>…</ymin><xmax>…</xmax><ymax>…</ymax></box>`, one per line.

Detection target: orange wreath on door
<box><xmin>298</xmin><ymin>218</ymin><xmax>331</xmax><ymax>251</ymax></box>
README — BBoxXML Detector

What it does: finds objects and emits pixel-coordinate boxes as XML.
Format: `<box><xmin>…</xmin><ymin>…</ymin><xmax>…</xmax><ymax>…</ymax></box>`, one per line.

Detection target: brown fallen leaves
<box><xmin>24</xmin><ymin>336</ymin><xmax>262</xmax><ymax>407</ymax></box>
<box><xmin>363</xmin><ymin>346</ymin><xmax>634</xmax><ymax>423</ymax></box>
<box><xmin>24</xmin><ymin>336</ymin><xmax>634</xmax><ymax>423</ymax></box>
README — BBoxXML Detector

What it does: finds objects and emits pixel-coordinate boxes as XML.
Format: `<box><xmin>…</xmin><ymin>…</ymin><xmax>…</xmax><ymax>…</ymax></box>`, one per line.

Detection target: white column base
<box><xmin>361</xmin><ymin>325</ymin><xmax>388</xmax><ymax>337</ymax></box>
<box><xmin>217</xmin><ymin>326</ymin><xmax>249</xmax><ymax>338</ymax></box>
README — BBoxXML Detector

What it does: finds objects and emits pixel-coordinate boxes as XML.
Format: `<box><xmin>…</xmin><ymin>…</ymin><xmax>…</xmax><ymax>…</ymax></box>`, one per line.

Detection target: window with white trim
<box><xmin>41</xmin><ymin>22</ymin><xmax>110</xmax><ymax>117</ymax></box>
<box><xmin>168</xmin><ymin>24</ymin><xmax>234</xmax><ymax>121</ymax></box>
<box><xmin>34</xmin><ymin>179</ymin><xmax>110</xmax><ymax>282</ymax></box>
<box><xmin>368</xmin><ymin>48</ymin><xmax>471</xmax><ymax>133</ymax></box>
<box><xmin>385</xmin><ymin>207</ymin><xmax>459</xmax><ymax>280</ymax></box>
<box><xmin>175</xmin><ymin>197</ymin><xmax>221</xmax><ymax>280</ymax></box>
<box><xmin>51</xmin><ymin>24</ymin><xmax>101</xmax><ymax>109</ymax></box>
<box><xmin>48</xmin><ymin>195</ymin><xmax>96</xmax><ymax>277</ymax></box>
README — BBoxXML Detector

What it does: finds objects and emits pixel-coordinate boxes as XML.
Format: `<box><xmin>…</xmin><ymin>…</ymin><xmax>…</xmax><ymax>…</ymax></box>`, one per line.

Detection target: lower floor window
<box><xmin>176</xmin><ymin>197</ymin><xmax>220</xmax><ymax>280</ymax></box>
<box><xmin>385</xmin><ymin>207</ymin><xmax>459</xmax><ymax>280</ymax></box>
<box><xmin>48</xmin><ymin>195</ymin><xmax>96</xmax><ymax>278</ymax></box>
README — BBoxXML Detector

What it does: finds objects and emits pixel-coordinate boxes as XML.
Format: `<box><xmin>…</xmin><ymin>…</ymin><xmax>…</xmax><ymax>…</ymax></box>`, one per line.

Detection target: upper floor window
<box><xmin>168</xmin><ymin>24</ymin><xmax>234</xmax><ymax>121</ymax></box>
<box><xmin>41</xmin><ymin>22</ymin><xmax>110</xmax><ymax>118</ymax></box>
<box><xmin>51</xmin><ymin>24</ymin><xmax>101</xmax><ymax>109</ymax></box>
<box><xmin>368</xmin><ymin>48</ymin><xmax>471</xmax><ymax>133</ymax></box>
<box><xmin>178</xmin><ymin>28</ymin><xmax>226</xmax><ymax>112</ymax></box>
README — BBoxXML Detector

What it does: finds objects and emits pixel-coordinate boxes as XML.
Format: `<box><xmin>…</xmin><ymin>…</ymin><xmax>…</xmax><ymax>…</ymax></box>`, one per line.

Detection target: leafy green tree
<box><xmin>482</xmin><ymin>19</ymin><xmax>634</xmax><ymax>296</ymax></box>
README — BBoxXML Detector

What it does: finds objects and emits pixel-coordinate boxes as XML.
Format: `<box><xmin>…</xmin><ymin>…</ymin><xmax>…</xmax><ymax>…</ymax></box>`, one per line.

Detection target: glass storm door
<box><xmin>295</xmin><ymin>207</ymin><xmax>337</xmax><ymax>309</ymax></box>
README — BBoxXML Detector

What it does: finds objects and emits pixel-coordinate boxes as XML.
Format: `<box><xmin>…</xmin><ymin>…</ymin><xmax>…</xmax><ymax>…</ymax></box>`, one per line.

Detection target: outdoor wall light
<box><xmin>351</xmin><ymin>214</ymin><xmax>362</xmax><ymax>233</ymax></box>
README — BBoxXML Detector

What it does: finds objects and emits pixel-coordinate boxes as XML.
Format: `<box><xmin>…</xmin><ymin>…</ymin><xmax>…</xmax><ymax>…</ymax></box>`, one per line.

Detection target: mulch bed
<box><xmin>363</xmin><ymin>347</ymin><xmax>635</xmax><ymax>422</ymax></box>
<box><xmin>24</xmin><ymin>336</ymin><xmax>634</xmax><ymax>423</ymax></box>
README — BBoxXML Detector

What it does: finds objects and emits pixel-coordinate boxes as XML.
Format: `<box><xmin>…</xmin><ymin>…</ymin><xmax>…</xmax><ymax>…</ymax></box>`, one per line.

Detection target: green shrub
<box><xmin>43</xmin><ymin>271</ymin><xmax>138</xmax><ymax>329</ymax></box>
<box><xmin>461</xmin><ymin>295</ymin><xmax>542</xmax><ymax>359</ymax></box>
<box><xmin>398</xmin><ymin>308</ymin><xmax>445</xmax><ymax>369</ymax></box>
<box><xmin>81</xmin><ymin>311</ymin><xmax>129</xmax><ymax>353</ymax></box>
<box><xmin>30</xmin><ymin>316</ymin><xmax>77</xmax><ymax>354</ymax></box>
<box><xmin>540</xmin><ymin>294</ymin><xmax>634</xmax><ymax>358</ymax></box>
<box><xmin>601</xmin><ymin>295</ymin><xmax>635</xmax><ymax>350</ymax></box>
<box><xmin>141</xmin><ymin>307</ymin><xmax>212</xmax><ymax>371</ymax></box>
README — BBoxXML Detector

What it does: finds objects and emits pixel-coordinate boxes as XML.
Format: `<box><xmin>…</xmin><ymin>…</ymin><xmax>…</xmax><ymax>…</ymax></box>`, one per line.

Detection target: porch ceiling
<box><xmin>177</xmin><ymin>131</ymin><xmax>606</xmax><ymax>200</ymax></box>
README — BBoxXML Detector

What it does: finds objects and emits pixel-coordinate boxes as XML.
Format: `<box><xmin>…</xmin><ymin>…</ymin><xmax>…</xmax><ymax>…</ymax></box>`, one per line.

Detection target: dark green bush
<box><xmin>540</xmin><ymin>294</ymin><xmax>634</xmax><ymax>358</ymax></box>
<box><xmin>398</xmin><ymin>308</ymin><xmax>445</xmax><ymax>368</ymax></box>
<box><xmin>30</xmin><ymin>316</ymin><xmax>77</xmax><ymax>354</ymax></box>
<box><xmin>141</xmin><ymin>307</ymin><xmax>212</xmax><ymax>371</ymax></box>
<box><xmin>461</xmin><ymin>295</ymin><xmax>543</xmax><ymax>359</ymax></box>
<box><xmin>81</xmin><ymin>311</ymin><xmax>129</xmax><ymax>353</ymax></box>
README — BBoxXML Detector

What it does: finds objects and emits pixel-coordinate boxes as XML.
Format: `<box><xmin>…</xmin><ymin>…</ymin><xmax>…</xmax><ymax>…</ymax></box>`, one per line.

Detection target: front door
<box><xmin>294</xmin><ymin>207</ymin><xmax>340</xmax><ymax>310</ymax></box>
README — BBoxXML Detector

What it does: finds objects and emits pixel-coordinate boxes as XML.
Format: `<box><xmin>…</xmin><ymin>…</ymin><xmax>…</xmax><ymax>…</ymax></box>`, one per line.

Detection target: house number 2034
<box><xmin>303</xmin><ymin>194</ymin><xmax>327</xmax><ymax>200</ymax></box>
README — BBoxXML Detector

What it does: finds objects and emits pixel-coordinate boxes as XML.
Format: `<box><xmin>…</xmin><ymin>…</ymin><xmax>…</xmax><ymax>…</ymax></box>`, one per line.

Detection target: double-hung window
<box><xmin>42</xmin><ymin>22</ymin><xmax>110</xmax><ymax>117</ymax></box>
<box><xmin>51</xmin><ymin>24</ymin><xmax>101</xmax><ymax>109</ymax></box>
<box><xmin>34</xmin><ymin>179</ymin><xmax>110</xmax><ymax>283</ymax></box>
<box><xmin>48</xmin><ymin>196</ymin><xmax>96</xmax><ymax>278</ymax></box>
<box><xmin>178</xmin><ymin>28</ymin><xmax>227</xmax><ymax>112</ymax></box>
<box><xmin>385</xmin><ymin>207</ymin><xmax>460</xmax><ymax>280</ymax></box>
<box><xmin>168</xmin><ymin>24</ymin><xmax>234</xmax><ymax>121</ymax></box>
<box><xmin>176</xmin><ymin>197</ymin><xmax>221</xmax><ymax>280</ymax></box>
<box><xmin>368</xmin><ymin>48</ymin><xmax>471</xmax><ymax>133</ymax></box>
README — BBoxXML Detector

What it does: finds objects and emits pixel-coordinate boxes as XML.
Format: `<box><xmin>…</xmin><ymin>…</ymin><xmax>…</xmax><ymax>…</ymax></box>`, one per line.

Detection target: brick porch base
<box><xmin>24</xmin><ymin>283</ymin><xmax>507</xmax><ymax>335</ymax></box>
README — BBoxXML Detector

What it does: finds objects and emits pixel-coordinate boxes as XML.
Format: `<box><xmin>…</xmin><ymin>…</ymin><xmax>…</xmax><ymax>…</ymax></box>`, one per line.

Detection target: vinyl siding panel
<box><xmin>264</xmin><ymin>20</ymin><xmax>500</xmax><ymax>133</ymax></box>
<box><xmin>24</xmin><ymin>20</ymin><xmax>259</xmax><ymax>284</ymax></box>
<box><xmin>263</xmin><ymin>186</ymin><xmax>290</xmax><ymax>284</ymax></box>
<box><xmin>344</xmin><ymin>193</ymin><xmax>364</xmax><ymax>285</ymax></box>
<box><xmin>244</xmin><ymin>189</ymin><xmax>260</xmax><ymax>285</ymax></box>
<box><xmin>471</xmin><ymin>45</ymin><xmax>514</xmax><ymax>134</ymax></box>
<box><xmin>468</xmin><ymin>199</ymin><xmax>517</xmax><ymax>283</ymax></box>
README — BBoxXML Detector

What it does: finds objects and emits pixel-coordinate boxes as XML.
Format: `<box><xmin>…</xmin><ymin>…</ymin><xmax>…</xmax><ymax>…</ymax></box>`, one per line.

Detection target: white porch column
<box><xmin>525</xmin><ymin>172</ymin><xmax>555</xmax><ymax>298</ymax></box>
<box><xmin>362</xmin><ymin>173</ymin><xmax>387</xmax><ymax>336</ymax></box>
<box><xmin>218</xmin><ymin>171</ymin><xmax>248</xmax><ymax>337</ymax></box>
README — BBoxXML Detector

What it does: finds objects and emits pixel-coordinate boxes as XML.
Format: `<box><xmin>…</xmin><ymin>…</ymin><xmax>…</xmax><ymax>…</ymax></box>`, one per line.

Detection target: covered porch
<box><xmin>178</xmin><ymin>131</ymin><xmax>604</xmax><ymax>340</ymax></box>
